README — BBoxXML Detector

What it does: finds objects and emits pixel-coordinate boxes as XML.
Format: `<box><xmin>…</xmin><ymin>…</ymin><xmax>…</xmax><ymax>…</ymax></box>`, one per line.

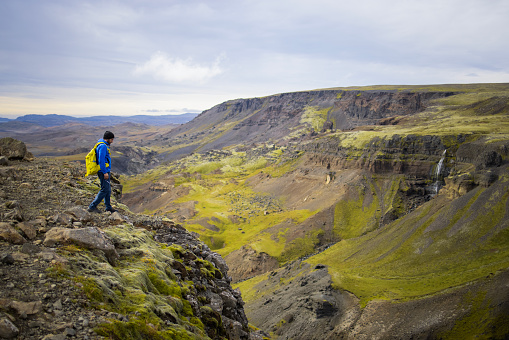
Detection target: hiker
<box><xmin>87</xmin><ymin>131</ymin><xmax>116</xmax><ymax>213</ymax></box>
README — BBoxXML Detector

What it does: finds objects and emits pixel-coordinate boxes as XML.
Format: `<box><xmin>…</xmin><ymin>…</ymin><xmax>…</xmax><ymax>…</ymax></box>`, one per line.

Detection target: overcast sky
<box><xmin>1</xmin><ymin>0</ymin><xmax>508</xmax><ymax>118</ymax></box>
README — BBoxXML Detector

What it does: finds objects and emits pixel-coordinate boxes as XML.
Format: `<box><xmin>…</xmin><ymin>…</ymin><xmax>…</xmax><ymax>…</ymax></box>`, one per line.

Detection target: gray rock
<box><xmin>0</xmin><ymin>222</ymin><xmax>26</xmax><ymax>245</ymax></box>
<box><xmin>0</xmin><ymin>253</ymin><xmax>14</xmax><ymax>265</ymax></box>
<box><xmin>64</xmin><ymin>206</ymin><xmax>92</xmax><ymax>222</ymax></box>
<box><xmin>21</xmin><ymin>243</ymin><xmax>41</xmax><ymax>255</ymax></box>
<box><xmin>205</xmin><ymin>252</ymin><xmax>230</xmax><ymax>280</ymax></box>
<box><xmin>43</xmin><ymin>227</ymin><xmax>118</xmax><ymax>262</ymax></box>
<box><xmin>18</xmin><ymin>222</ymin><xmax>37</xmax><ymax>240</ymax></box>
<box><xmin>0</xmin><ymin>156</ymin><xmax>9</xmax><ymax>166</ymax></box>
<box><xmin>42</xmin><ymin>334</ymin><xmax>67</xmax><ymax>340</ymax></box>
<box><xmin>51</xmin><ymin>213</ymin><xmax>74</xmax><ymax>226</ymax></box>
<box><xmin>64</xmin><ymin>327</ymin><xmax>76</xmax><ymax>336</ymax></box>
<box><xmin>0</xmin><ymin>318</ymin><xmax>19</xmax><ymax>339</ymax></box>
<box><xmin>9</xmin><ymin>300</ymin><xmax>43</xmax><ymax>315</ymax></box>
<box><xmin>108</xmin><ymin>211</ymin><xmax>125</xmax><ymax>224</ymax></box>
<box><xmin>0</xmin><ymin>137</ymin><xmax>27</xmax><ymax>160</ymax></box>
<box><xmin>53</xmin><ymin>299</ymin><xmax>63</xmax><ymax>310</ymax></box>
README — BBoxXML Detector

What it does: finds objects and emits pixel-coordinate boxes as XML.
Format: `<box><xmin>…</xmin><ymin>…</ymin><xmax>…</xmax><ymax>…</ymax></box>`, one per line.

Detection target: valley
<box><xmin>1</xmin><ymin>83</ymin><xmax>508</xmax><ymax>339</ymax></box>
<box><xmin>120</xmin><ymin>83</ymin><xmax>509</xmax><ymax>339</ymax></box>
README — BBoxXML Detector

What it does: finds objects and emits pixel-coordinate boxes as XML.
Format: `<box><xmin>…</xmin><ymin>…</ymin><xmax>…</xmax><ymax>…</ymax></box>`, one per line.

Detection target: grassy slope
<box><xmin>308</xmin><ymin>178</ymin><xmax>509</xmax><ymax>307</ymax></box>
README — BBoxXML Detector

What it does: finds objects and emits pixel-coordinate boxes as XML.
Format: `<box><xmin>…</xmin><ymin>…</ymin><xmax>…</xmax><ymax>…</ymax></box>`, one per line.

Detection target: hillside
<box><xmin>0</xmin><ymin>113</ymin><xmax>198</xmax><ymax>127</ymax></box>
<box><xmin>0</xmin><ymin>138</ymin><xmax>261</xmax><ymax>340</ymax></box>
<box><xmin>121</xmin><ymin>83</ymin><xmax>509</xmax><ymax>339</ymax></box>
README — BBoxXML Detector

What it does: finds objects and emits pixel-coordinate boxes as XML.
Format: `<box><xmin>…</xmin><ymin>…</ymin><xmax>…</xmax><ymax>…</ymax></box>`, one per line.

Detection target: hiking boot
<box><xmin>87</xmin><ymin>207</ymin><xmax>101</xmax><ymax>213</ymax></box>
<box><xmin>106</xmin><ymin>208</ymin><xmax>117</xmax><ymax>213</ymax></box>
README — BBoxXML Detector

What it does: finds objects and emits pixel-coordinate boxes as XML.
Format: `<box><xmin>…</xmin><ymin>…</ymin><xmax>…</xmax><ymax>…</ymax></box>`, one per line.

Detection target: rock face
<box><xmin>225</xmin><ymin>246</ymin><xmax>280</xmax><ymax>282</ymax></box>
<box><xmin>44</xmin><ymin>227</ymin><xmax>118</xmax><ymax>263</ymax></box>
<box><xmin>154</xmin><ymin>224</ymin><xmax>251</xmax><ymax>339</ymax></box>
<box><xmin>162</xmin><ymin>89</ymin><xmax>455</xmax><ymax>158</ymax></box>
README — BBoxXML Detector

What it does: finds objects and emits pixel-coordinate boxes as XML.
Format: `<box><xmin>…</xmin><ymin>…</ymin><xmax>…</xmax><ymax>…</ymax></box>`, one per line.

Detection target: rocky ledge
<box><xmin>0</xmin><ymin>139</ymin><xmax>261</xmax><ymax>340</ymax></box>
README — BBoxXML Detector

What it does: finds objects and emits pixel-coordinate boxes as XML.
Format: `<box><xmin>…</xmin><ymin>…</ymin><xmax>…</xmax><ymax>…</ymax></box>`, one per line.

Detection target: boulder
<box><xmin>43</xmin><ymin>227</ymin><xmax>118</xmax><ymax>261</ymax></box>
<box><xmin>0</xmin><ymin>318</ymin><xmax>19</xmax><ymax>339</ymax></box>
<box><xmin>18</xmin><ymin>222</ymin><xmax>37</xmax><ymax>239</ymax></box>
<box><xmin>0</xmin><ymin>222</ymin><xmax>26</xmax><ymax>244</ymax></box>
<box><xmin>108</xmin><ymin>211</ymin><xmax>125</xmax><ymax>225</ymax></box>
<box><xmin>0</xmin><ymin>137</ymin><xmax>27</xmax><ymax>160</ymax></box>
<box><xmin>64</xmin><ymin>206</ymin><xmax>92</xmax><ymax>222</ymax></box>
<box><xmin>50</xmin><ymin>213</ymin><xmax>74</xmax><ymax>226</ymax></box>
<box><xmin>9</xmin><ymin>300</ymin><xmax>43</xmax><ymax>316</ymax></box>
<box><xmin>0</xmin><ymin>156</ymin><xmax>8</xmax><ymax>166</ymax></box>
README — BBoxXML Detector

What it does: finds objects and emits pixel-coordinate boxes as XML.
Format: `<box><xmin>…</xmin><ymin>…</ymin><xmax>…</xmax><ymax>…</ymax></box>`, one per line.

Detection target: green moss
<box><xmin>308</xmin><ymin>179</ymin><xmax>509</xmax><ymax>307</ymax></box>
<box><xmin>45</xmin><ymin>262</ymin><xmax>71</xmax><ymax>279</ymax></box>
<box><xmin>147</xmin><ymin>271</ymin><xmax>182</xmax><ymax>297</ymax></box>
<box><xmin>95</xmin><ymin>319</ymin><xmax>202</xmax><ymax>340</ymax></box>
<box><xmin>279</xmin><ymin>229</ymin><xmax>324</xmax><ymax>262</ymax></box>
<box><xmin>333</xmin><ymin>184</ymin><xmax>380</xmax><ymax>239</ymax></box>
<box><xmin>300</xmin><ymin>106</ymin><xmax>330</xmax><ymax>131</ymax></box>
<box><xmin>440</xmin><ymin>291</ymin><xmax>509</xmax><ymax>340</ymax></box>
<box><xmin>75</xmin><ymin>276</ymin><xmax>105</xmax><ymax>302</ymax></box>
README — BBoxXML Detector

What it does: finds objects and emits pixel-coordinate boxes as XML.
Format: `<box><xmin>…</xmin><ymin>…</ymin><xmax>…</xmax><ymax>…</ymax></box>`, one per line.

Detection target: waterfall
<box><xmin>433</xmin><ymin>149</ymin><xmax>447</xmax><ymax>195</ymax></box>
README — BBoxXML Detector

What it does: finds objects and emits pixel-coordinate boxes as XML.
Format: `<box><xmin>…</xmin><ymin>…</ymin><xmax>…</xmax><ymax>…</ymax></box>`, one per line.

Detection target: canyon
<box><xmin>1</xmin><ymin>83</ymin><xmax>508</xmax><ymax>339</ymax></box>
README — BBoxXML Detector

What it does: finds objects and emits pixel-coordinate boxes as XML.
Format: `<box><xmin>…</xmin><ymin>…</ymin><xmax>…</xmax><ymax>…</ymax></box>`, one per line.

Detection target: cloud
<box><xmin>133</xmin><ymin>52</ymin><xmax>223</xmax><ymax>84</ymax></box>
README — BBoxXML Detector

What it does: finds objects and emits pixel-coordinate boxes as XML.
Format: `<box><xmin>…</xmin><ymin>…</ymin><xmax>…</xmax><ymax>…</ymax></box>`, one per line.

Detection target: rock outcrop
<box><xmin>0</xmin><ymin>137</ymin><xmax>34</xmax><ymax>161</ymax></box>
<box><xmin>0</xmin><ymin>139</ymin><xmax>254</xmax><ymax>340</ymax></box>
<box><xmin>162</xmin><ymin>89</ymin><xmax>455</xmax><ymax>159</ymax></box>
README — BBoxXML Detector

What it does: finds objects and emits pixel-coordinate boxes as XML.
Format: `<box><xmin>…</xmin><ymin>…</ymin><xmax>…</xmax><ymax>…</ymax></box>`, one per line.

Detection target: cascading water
<box><xmin>433</xmin><ymin>149</ymin><xmax>447</xmax><ymax>195</ymax></box>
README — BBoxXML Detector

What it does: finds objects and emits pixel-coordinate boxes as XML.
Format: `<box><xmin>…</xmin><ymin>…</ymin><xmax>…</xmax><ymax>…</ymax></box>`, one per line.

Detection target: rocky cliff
<box><xmin>0</xmin><ymin>139</ymin><xmax>259</xmax><ymax>340</ymax></box>
<box><xmin>161</xmin><ymin>88</ymin><xmax>455</xmax><ymax>159</ymax></box>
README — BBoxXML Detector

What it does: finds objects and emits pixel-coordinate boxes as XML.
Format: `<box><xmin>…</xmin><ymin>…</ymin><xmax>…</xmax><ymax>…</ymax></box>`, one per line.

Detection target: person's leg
<box><xmin>89</xmin><ymin>172</ymin><xmax>109</xmax><ymax>210</ymax></box>
<box><xmin>103</xmin><ymin>177</ymin><xmax>113</xmax><ymax>211</ymax></box>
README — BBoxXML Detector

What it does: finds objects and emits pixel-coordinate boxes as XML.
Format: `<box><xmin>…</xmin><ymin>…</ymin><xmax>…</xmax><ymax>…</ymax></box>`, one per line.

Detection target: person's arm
<box><xmin>97</xmin><ymin>143</ymin><xmax>110</xmax><ymax>176</ymax></box>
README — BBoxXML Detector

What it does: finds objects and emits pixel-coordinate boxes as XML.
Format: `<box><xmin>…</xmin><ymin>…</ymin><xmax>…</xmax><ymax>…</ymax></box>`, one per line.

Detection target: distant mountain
<box><xmin>0</xmin><ymin>113</ymin><xmax>199</xmax><ymax>127</ymax></box>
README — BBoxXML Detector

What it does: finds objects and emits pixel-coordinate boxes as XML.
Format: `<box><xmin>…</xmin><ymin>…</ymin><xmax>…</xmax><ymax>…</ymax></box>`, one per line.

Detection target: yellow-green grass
<box><xmin>300</xmin><ymin>106</ymin><xmax>330</xmax><ymax>132</ymax></box>
<box><xmin>232</xmin><ymin>273</ymin><xmax>271</xmax><ymax>303</ymax></box>
<box><xmin>121</xmin><ymin>165</ymin><xmax>173</xmax><ymax>193</ymax></box>
<box><xmin>307</xmin><ymin>182</ymin><xmax>509</xmax><ymax>307</ymax></box>
<box><xmin>177</xmin><ymin>178</ymin><xmax>316</xmax><ymax>259</ymax></box>
<box><xmin>313</xmin><ymin>83</ymin><xmax>509</xmax><ymax>93</ymax></box>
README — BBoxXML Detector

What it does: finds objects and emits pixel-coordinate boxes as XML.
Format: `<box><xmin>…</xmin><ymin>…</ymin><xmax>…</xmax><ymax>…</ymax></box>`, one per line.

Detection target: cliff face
<box><xmin>163</xmin><ymin>89</ymin><xmax>455</xmax><ymax>159</ymax></box>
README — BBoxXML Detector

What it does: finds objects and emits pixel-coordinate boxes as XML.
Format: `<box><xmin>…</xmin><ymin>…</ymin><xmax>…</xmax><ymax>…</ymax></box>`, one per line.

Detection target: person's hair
<box><xmin>103</xmin><ymin>131</ymin><xmax>115</xmax><ymax>139</ymax></box>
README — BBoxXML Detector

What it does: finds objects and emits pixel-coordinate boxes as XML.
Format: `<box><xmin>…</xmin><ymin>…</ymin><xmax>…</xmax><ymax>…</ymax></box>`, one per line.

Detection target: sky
<box><xmin>1</xmin><ymin>0</ymin><xmax>508</xmax><ymax>118</ymax></box>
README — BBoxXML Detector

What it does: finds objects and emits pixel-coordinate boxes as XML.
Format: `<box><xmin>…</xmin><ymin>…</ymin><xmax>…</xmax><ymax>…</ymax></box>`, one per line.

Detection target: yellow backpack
<box><xmin>85</xmin><ymin>142</ymin><xmax>110</xmax><ymax>177</ymax></box>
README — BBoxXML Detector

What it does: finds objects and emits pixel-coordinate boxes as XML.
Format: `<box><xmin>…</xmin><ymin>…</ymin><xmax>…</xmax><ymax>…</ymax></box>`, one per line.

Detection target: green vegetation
<box><xmin>53</xmin><ymin>224</ymin><xmax>216</xmax><ymax>340</ymax></box>
<box><xmin>308</xmin><ymin>182</ymin><xmax>509</xmax><ymax>307</ymax></box>
<box><xmin>333</xmin><ymin>184</ymin><xmax>380</xmax><ymax>239</ymax></box>
<box><xmin>300</xmin><ymin>106</ymin><xmax>329</xmax><ymax>132</ymax></box>
<box><xmin>119</xmin><ymin>83</ymin><xmax>509</xmax><ymax>335</ymax></box>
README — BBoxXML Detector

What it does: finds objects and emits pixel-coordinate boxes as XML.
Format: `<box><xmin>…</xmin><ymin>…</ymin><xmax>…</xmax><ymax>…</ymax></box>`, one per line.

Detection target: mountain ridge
<box><xmin>0</xmin><ymin>113</ymin><xmax>198</xmax><ymax>127</ymax></box>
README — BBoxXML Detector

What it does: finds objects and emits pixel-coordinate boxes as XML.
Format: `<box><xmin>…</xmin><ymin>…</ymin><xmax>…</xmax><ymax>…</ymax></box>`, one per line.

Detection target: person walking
<box><xmin>88</xmin><ymin>131</ymin><xmax>116</xmax><ymax>213</ymax></box>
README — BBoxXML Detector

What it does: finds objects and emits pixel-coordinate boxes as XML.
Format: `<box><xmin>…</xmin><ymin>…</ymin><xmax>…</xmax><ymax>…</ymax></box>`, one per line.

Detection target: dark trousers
<box><xmin>89</xmin><ymin>172</ymin><xmax>112</xmax><ymax>210</ymax></box>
